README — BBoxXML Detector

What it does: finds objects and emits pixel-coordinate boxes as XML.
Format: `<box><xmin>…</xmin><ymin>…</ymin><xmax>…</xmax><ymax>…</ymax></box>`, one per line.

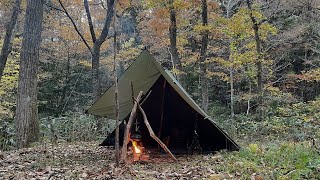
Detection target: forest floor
<box><xmin>0</xmin><ymin>141</ymin><xmax>319</xmax><ymax>179</ymax></box>
<box><xmin>0</xmin><ymin>141</ymin><xmax>230</xmax><ymax>180</ymax></box>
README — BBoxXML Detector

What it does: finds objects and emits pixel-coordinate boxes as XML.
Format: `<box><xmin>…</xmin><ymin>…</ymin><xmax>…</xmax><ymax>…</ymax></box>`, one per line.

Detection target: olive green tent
<box><xmin>87</xmin><ymin>49</ymin><xmax>239</xmax><ymax>152</ymax></box>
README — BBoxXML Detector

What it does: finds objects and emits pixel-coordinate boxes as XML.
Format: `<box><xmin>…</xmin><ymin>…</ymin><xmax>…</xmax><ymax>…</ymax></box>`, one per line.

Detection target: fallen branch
<box><xmin>121</xmin><ymin>91</ymin><xmax>144</xmax><ymax>162</ymax></box>
<box><xmin>136</xmin><ymin>100</ymin><xmax>177</xmax><ymax>161</ymax></box>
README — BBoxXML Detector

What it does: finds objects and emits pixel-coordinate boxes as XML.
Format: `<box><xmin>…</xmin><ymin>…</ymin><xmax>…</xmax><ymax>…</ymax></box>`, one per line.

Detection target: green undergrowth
<box><xmin>213</xmin><ymin>98</ymin><xmax>320</xmax><ymax>145</ymax></box>
<box><xmin>217</xmin><ymin>142</ymin><xmax>320</xmax><ymax>179</ymax></box>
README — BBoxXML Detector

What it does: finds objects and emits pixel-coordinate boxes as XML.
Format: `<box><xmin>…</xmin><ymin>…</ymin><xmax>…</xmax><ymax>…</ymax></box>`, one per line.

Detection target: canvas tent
<box><xmin>86</xmin><ymin>50</ymin><xmax>239</xmax><ymax>152</ymax></box>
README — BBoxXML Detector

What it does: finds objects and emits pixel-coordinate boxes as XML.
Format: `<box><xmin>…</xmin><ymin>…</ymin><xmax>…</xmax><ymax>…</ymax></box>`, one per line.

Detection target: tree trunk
<box><xmin>225</xmin><ymin>0</ymin><xmax>240</xmax><ymax>118</ymax></box>
<box><xmin>0</xmin><ymin>0</ymin><xmax>21</xmax><ymax>82</ymax></box>
<box><xmin>169</xmin><ymin>0</ymin><xmax>183</xmax><ymax>83</ymax></box>
<box><xmin>199</xmin><ymin>0</ymin><xmax>209</xmax><ymax>112</ymax></box>
<box><xmin>59</xmin><ymin>0</ymin><xmax>115</xmax><ymax>100</ymax></box>
<box><xmin>92</xmin><ymin>45</ymin><xmax>102</xmax><ymax>99</ymax></box>
<box><xmin>230</xmin><ymin>67</ymin><xmax>235</xmax><ymax>118</ymax></box>
<box><xmin>92</xmin><ymin>0</ymin><xmax>115</xmax><ymax>100</ymax></box>
<box><xmin>113</xmin><ymin>1</ymin><xmax>120</xmax><ymax>167</ymax></box>
<box><xmin>246</xmin><ymin>0</ymin><xmax>263</xmax><ymax>119</ymax></box>
<box><xmin>247</xmin><ymin>83</ymin><xmax>252</xmax><ymax>115</ymax></box>
<box><xmin>15</xmin><ymin>0</ymin><xmax>43</xmax><ymax>148</ymax></box>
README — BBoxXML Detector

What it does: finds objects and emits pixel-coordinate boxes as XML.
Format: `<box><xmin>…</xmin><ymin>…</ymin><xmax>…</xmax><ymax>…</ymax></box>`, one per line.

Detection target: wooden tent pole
<box><xmin>121</xmin><ymin>90</ymin><xmax>144</xmax><ymax>162</ymax></box>
<box><xmin>136</xmin><ymin>100</ymin><xmax>177</xmax><ymax>161</ymax></box>
<box><xmin>158</xmin><ymin>80</ymin><xmax>167</xmax><ymax>139</ymax></box>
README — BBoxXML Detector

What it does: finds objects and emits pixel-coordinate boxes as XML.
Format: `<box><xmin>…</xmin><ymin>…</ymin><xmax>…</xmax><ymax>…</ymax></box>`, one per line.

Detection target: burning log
<box><xmin>132</xmin><ymin>140</ymin><xmax>142</xmax><ymax>161</ymax></box>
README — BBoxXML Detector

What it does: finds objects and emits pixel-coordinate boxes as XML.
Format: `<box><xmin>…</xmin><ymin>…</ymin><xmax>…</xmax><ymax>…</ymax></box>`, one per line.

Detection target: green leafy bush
<box><xmin>213</xmin><ymin>98</ymin><xmax>320</xmax><ymax>143</ymax></box>
<box><xmin>216</xmin><ymin>142</ymin><xmax>320</xmax><ymax>179</ymax></box>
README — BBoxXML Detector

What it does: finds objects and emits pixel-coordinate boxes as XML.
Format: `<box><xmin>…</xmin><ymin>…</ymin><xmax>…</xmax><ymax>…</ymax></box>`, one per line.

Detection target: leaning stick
<box><xmin>136</xmin><ymin>101</ymin><xmax>177</xmax><ymax>161</ymax></box>
<box><xmin>121</xmin><ymin>91</ymin><xmax>144</xmax><ymax>162</ymax></box>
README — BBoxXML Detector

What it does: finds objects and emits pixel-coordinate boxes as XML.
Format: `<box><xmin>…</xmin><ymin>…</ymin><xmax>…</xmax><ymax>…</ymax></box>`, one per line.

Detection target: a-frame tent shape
<box><xmin>86</xmin><ymin>49</ymin><xmax>240</xmax><ymax>152</ymax></box>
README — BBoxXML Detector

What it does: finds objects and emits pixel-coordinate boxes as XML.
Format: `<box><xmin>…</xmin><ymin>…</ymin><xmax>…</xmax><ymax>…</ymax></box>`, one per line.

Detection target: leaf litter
<box><xmin>0</xmin><ymin>141</ymin><xmax>230</xmax><ymax>179</ymax></box>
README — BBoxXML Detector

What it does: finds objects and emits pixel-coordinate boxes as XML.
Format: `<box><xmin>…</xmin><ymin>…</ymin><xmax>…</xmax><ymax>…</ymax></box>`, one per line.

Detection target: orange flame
<box><xmin>132</xmin><ymin>141</ymin><xmax>141</xmax><ymax>154</ymax></box>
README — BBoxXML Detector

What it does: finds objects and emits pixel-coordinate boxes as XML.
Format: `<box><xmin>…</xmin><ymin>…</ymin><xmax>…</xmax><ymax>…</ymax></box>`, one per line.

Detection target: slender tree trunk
<box><xmin>225</xmin><ymin>0</ymin><xmax>240</xmax><ymax>118</ymax></box>
<box><xmin>113</xmin><ymin>0</ymin><xmax>120</xmax><ymax>167</ymax></box>
<box><xmin>92</xmin><ymin>45</ymin><xmax>102</xmax><ymax>99</ymax></box>
<box><xmin>83</xmin><ymin>0</ymin><xmax>114</xmax><ymax>132</ymax></box>
<box><xmin>169</xmin><ymin>0</ymin><xmax>183</xmax><ymax>83</ymax></box>
<box><xmin>0</xmin><ymin>0</ymin><xmax>21</xmax><ymax>81</ymax></box>
<box><xmin>91</xmin><ymin>0</ymin><xmax>114</xmax><ymax>100</ymax></box>
<box><xmin>199</xmin><ymin>0</ymin><xmax>209</xmax><ymax>112</ymax></box>
<box><xmin>15</xmin><ymin>0</ymin><xmax>43</xmax><ymax>148</ymax></box>
<box><xmin>247</xmin><ymin>83</ymin><xmax>252</xmax><ymax>115</ymax></box>
<box><xmin>246</xmin><ymin>0</ymin><xmax>263</xmax><ymax>119</ymax></box>
<box><xmin>230</xmin><ymin>67</ymin><xmax>235</xmax><ymax>118</ymax></box>
<box><xmin>84</xmin><ymin>0</ymin><xmax>101</xmax><ymax>99</ymax></box>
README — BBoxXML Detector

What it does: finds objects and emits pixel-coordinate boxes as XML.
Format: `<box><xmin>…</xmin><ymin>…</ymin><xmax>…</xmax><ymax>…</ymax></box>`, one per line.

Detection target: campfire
<box><xmin>120</xmin><ymin>90</ymin><xmax>177</xmax><ymax>163</ymax></box>
<box><xmin>131</xmin><ymin>139</ymin><xmax>150</xmax><ymax>162</ymax></box>
<box><xmin>132</xmin><ymin>140</ymin><xmax>142</xmax><ymax>161</ymax></box>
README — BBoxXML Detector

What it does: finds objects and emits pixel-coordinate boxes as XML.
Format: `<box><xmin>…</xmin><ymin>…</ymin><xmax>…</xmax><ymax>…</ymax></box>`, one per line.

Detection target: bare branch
<box><xmin>99</xmin><ymin>0</ymin><xmax>108</xmax><ymax>10</ymax></box>
<box><xmin>96</xmin><ymin>0</ymin><xmax>116</xmax><ymax>45</ymax></box>
<box><xmin>42</xmin><ymin>0</ymin><xmax>64</xmax><ymax>12</ymax></box>
<box><xmin>58</xmin><ymin>0</ymin><xmax>92</xmax><ymax>54</ymax></box>
<box><xmin>136</xmin><ymin>100</ymin><xmax>177</xmax><ymax>161</ymax></box>
<box><xmin>84</xmin><ymin>0</ymin><xmax>97</xmax><ymax>43</ymax></box>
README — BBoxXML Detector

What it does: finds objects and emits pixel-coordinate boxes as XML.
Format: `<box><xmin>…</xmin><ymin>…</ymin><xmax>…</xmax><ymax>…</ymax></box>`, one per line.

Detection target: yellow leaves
<box><xmin>298</xmin><ymin>68</ymin><xmax>320</xmax><ymax>82</ymax></box>
<box><xmin>173</xmin><ymin>0</ymin><xmax>192</xmax><ymax>10</ymax></box>
<box><xmin>231</xmin><ymin>51</ymin><xmax>256</xmax><ymax>66</ymax></box>
<box><xmin>143</xmin><ymin>0</ymin><xmax>164</xmax><ymax>9</ymax></box>
<box><xmin>265</xmin><ymin>85</ymin><xmax>281</xmax><ymax>96</ymax></box>
<box><xmin>259</xmin><ymin>23</ymin><xmax>278</xmax><ymax>40</ymax></box>
<box><xmin>220</xmin><ymin>7</ymin><xmax>277</xmax><ymax>42</ymax></box>
<box><xmin>0</xmin><ymin>56</ymin><xmax>19</xmax><ymax>118</ymax></box>
<box><xmin>177</xmin><ymin>36</ymin><xmax>188</xmax><ymax>47</ymax></box>
<box><xmin>79</xmin><ymin>60</ymin><xmax>92</xmax><ymax>68</ymax></box>
<box><xmin>221</xmin><ymin>9</ymin><xmax>253</xmax><ymax>39</ymax></box>
<box><xmin>251</xmin><ymin>9</ymin><xmax>264</xmax><ymax>21</ymax></box>
<box><xmin>171</xmin><ymin>67</ymin><xmax>186</xmax><ymax>76</ymax></box>
<box><xmin>239</xmin><ymin>92</ymin><xmax>256</xmax><ymax>101</ymax></box>
<box><xmin>193</xmin><ymin>24</ymin><xmax>213</xmax><ymax>34</ymax></box>
<box><xmin>209</xmin><ymin>6</ymin><xmax>278</xmax><ymax>85</ymax></box>
<box><xmin>209</xmin><ymin>57</ymin><xmax>232</xmax><ymax>67</ymax></box>
<box><xmin>209</xmin><ymin>51</ymin><xmax>256</xmax><ymax>70</ymax></box>
<box><xmin>206</xmin><ymin>71</ymin><xmax>229</xmax><ymax>82</ymax></box>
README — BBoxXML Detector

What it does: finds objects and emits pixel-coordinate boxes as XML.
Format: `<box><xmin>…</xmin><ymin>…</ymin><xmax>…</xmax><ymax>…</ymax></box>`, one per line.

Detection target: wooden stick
<box><xmin>136</xmin><ymin>101</ymin><xmax>177</xmax><ymax>161</ymax></box>
<box><xmin>121</xmin><ymin>91</ymin><xmax>144</xmax><ymax>162</ymax></box>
